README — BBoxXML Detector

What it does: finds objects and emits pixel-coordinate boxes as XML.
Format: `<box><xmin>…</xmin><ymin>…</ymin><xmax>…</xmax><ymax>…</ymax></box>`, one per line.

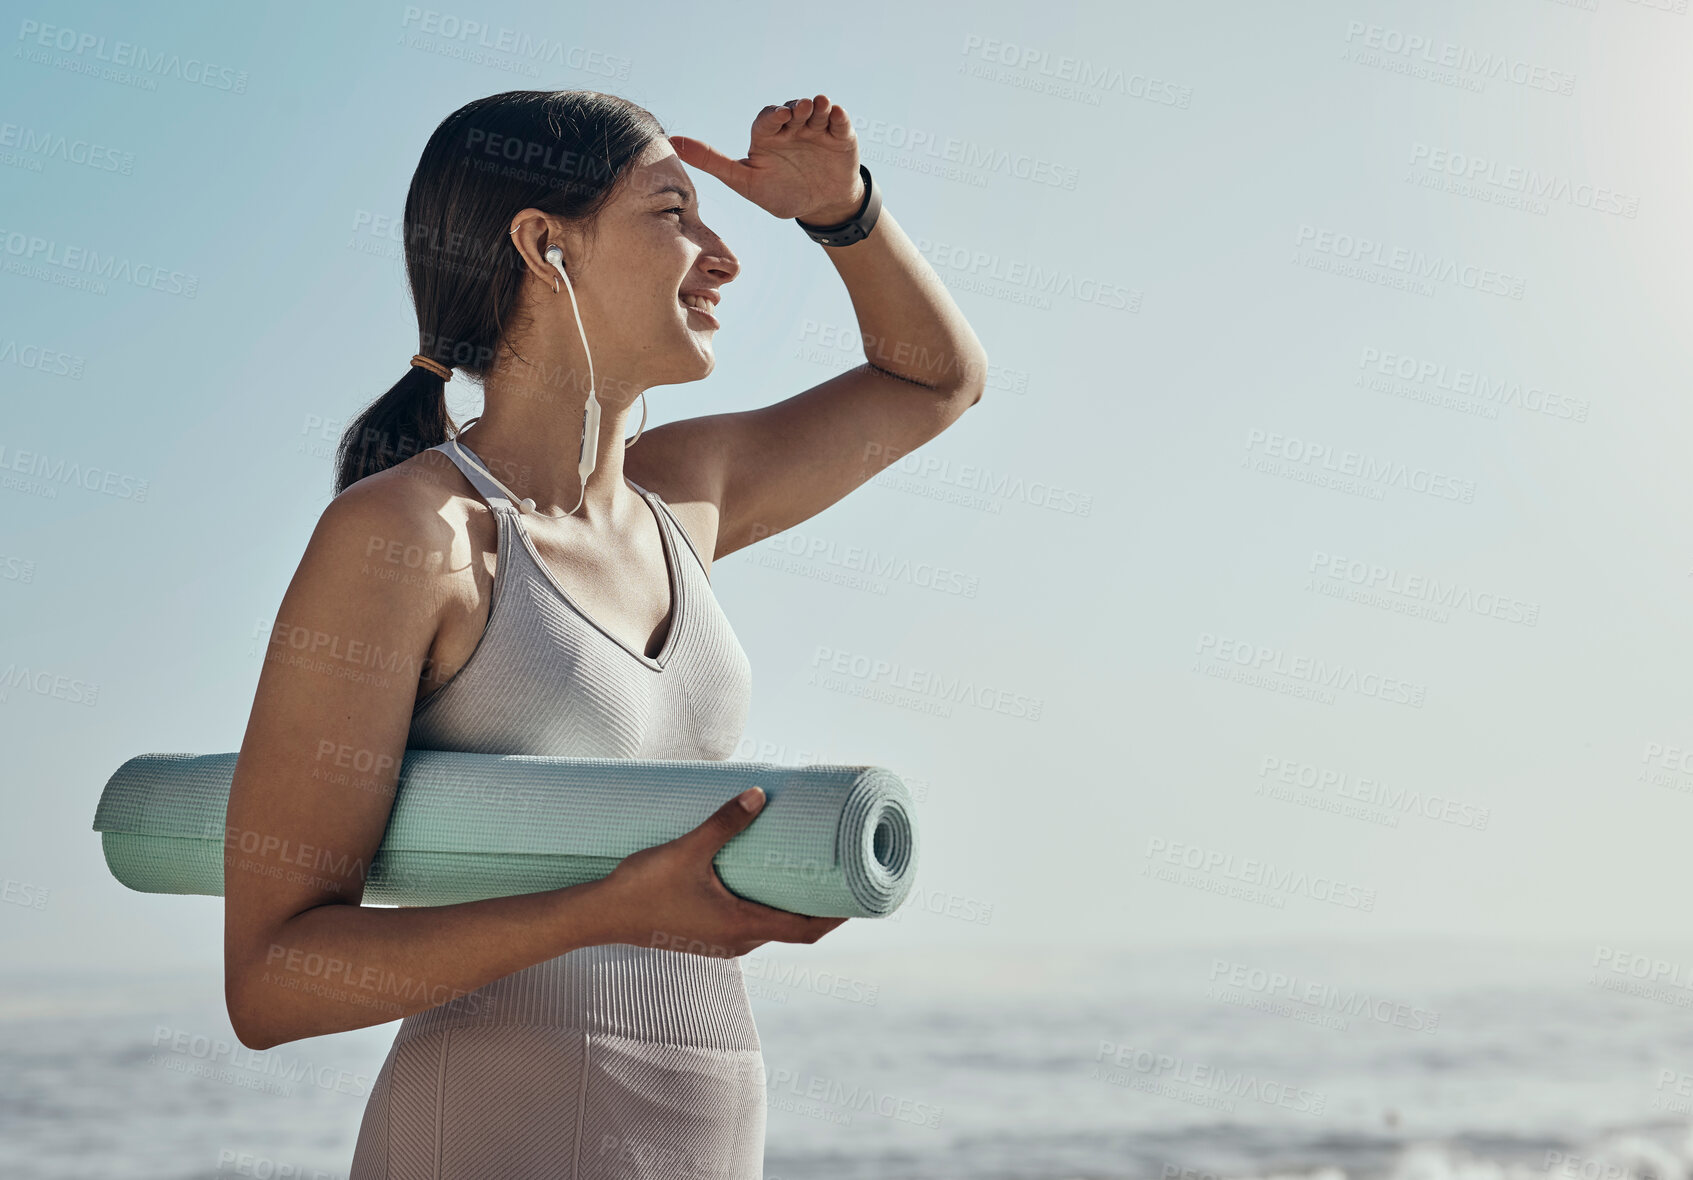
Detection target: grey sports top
<box><xmin>408</xmin><ymin>438</ymin><xmax>754</xmax><ymax>762</ymax></box>
<box><xmin>348</xmin><ymin>438</ymin><xmax>768</xmax><ymax>1179</ymax></box>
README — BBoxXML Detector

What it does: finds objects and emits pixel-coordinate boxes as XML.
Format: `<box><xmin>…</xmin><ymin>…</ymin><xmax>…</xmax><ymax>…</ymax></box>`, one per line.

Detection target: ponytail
<box><xmin>332</xmin><ymin>365</ymin><xmax>456</xmax><ymax>496</ymax></box>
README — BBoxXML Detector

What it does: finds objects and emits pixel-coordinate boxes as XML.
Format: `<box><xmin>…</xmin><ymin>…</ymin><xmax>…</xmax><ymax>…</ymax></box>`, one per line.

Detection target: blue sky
<box><xmin>4</xmin><ymin>0</ymin><xmax>1692</xmax><ymax>977</ymax></box>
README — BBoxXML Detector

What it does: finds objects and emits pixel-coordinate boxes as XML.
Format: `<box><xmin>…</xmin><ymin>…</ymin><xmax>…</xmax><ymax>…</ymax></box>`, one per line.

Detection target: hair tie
<box><xmin>410</xmin><ymin>354</ymin><xmax>452</xmax><ymax>381</ymax></box>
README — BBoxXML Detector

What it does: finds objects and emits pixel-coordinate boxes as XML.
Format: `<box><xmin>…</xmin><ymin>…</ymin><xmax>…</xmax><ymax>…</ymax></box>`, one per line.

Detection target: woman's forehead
<box><xmin>626</xmin><ymin>149</ymin><xmax>696</xmax><ymax>202</ymax></box>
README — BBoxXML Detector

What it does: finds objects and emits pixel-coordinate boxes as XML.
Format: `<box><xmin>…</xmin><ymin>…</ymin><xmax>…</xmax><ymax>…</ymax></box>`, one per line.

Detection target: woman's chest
<box><xmin>410</xmin><ymin>559</ymin><xmax>752</xmax><ymax>761</ymax></box>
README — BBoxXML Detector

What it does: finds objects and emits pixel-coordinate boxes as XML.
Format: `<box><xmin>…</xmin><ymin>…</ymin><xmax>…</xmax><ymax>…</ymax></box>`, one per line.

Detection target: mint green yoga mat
<box><xmin>91</xmin><ymin>749</ymin><xmax>918</xmax><ymax>918</ymax></box>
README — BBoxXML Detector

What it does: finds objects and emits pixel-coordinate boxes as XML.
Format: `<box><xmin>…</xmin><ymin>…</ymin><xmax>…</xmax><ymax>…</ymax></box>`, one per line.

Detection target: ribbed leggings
<box><xmin>348</xmin><ymin>945</ymin><xmax>767</xmax><ymax>1179</ymax></box>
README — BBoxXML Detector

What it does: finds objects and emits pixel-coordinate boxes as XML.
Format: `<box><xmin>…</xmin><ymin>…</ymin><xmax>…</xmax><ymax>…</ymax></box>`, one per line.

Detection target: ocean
<box><xmin>3</xmin><ymin>940</ymin><xmax>1690</xmax><ymax>1179</ymax></box>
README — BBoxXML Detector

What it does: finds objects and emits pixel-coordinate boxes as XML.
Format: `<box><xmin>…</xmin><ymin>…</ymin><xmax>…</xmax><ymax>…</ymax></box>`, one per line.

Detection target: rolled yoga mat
<box><xmin>90</xmin><ymin>749</ymin><xmax>919</xmax><ymax>918</ymax></box>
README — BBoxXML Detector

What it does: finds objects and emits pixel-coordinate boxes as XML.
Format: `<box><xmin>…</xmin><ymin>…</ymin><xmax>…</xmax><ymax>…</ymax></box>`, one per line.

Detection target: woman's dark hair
<box><xmin>333</xmin><ymin>89</ymin><xmax>665</xmax><ymax>495</ymax></box>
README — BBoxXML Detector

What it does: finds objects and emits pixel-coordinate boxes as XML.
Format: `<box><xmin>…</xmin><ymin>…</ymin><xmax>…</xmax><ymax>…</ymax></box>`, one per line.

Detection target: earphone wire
<box><xmin>553</xmin><ymin>253</ymin><xmax>596</xmax><ymax>518</ymax></box>
<box><xmin>445</xmin><ymin>416</ymin><xmax>538</xmax><ymax>515</ymax></box>
<box><xmin>457</xmin><ymin>225</ymin><xmax>647</xmax><ymax>516</ymax></box>
<box><xmin>447</xmin><ymin>418</ymin><xmax>625</xmax><ymax>521</ymax></box>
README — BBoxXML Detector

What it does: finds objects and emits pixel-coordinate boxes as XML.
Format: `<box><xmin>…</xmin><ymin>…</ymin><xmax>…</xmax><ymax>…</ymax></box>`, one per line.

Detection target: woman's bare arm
<box><xmin>222</xmin><ymin>472</ymin><xmax>613</xmax><ymax>1049</ymax></box>
<box><xmin>223</xmin><ymin>465</ymin><xmax>841</xmax><ymax>1051</ymax></box>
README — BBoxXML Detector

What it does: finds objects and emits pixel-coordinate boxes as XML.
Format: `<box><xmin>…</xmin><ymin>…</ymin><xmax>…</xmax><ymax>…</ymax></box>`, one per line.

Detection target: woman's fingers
<box><xmin>671</xmin><ymin>95</ymin><xmax>855</xmax><ymax>219</ymax></box>
<box><xmin>667</xmin><ymin>134</ymin><xmax>745</xmax><ymax>190</ymax></box>
<box><xmin>749</xmin><ymin>96</ymin><xmax>850</xmax><ymax>148</ymax></box>
<box><xmin>774</xmin><ymin>96</ymin><xmax>837</xmax><ymax>135</ymax></box>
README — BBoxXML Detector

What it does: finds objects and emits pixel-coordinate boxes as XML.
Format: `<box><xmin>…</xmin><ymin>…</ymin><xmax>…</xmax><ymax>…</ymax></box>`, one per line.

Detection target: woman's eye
<box><xmin>664</xmin><ymin>207</ymin><xmax>685</xmax><ymax>219</ymax></box>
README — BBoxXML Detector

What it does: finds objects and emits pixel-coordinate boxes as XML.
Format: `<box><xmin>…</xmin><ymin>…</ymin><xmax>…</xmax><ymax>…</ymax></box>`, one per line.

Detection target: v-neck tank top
<box><xmin>407</xmin><ymin>437</ymin><xmax>753</xmax><ymax>760</ymax></box>
<box><xmin>348</xmin><ymin>439</ymin><xmax>766</xmax><ymax>1179</ymax></box>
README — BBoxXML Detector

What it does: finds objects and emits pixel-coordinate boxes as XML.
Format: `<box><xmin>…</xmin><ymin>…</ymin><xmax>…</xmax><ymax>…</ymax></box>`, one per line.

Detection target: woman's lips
<box><xmin>680</xmin><ymin>297</ymin><xmax>720</xmax><ymax>329</ymax></box>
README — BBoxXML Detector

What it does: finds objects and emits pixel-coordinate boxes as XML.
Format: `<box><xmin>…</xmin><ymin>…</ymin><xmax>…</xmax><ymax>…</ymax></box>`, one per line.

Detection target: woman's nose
<box><xmin>698</xmin><ymin>233</ymin><xmax>739</xmax><ymax>283</ymax></box>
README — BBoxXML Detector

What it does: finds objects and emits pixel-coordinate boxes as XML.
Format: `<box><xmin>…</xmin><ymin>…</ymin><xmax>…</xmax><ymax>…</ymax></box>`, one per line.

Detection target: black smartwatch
<box><xmin>795</xmin><ymin>163</ymin><xmax>882</xmax><ymax>247</ymax></box>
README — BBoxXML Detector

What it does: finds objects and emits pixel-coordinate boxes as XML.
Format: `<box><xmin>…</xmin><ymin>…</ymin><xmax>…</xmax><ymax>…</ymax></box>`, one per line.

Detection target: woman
<box><xmin>222</xmin><ymin>88</ymin><xmax>986</xmax><ymax>1177</ymax></box>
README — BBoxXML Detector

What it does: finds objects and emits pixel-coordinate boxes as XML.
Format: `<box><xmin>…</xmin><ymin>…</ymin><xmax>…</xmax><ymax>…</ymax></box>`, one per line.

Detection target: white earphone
<box><xmin>450</xmin><ymin>234</ymin><xmax>647</xmax><ymax>518</ymax></box>
<box><xmin>544</xmin><ymin>243</ymin><xmax>600</xmax><ymax>517</ymax></box>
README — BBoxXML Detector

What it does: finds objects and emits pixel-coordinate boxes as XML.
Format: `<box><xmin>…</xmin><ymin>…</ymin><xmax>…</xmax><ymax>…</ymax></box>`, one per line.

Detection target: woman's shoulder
<box><xmin>314</xmin><ymin>450</ymin><xmax>496</xmax><ymax>584</ymax></box>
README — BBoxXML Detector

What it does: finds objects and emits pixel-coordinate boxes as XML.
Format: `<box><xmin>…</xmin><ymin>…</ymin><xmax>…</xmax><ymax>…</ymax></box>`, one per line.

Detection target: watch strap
<box><xmin>795</xmin><ymin>163</ymin><xmax>882</xmax><ymax>247</ymax></box>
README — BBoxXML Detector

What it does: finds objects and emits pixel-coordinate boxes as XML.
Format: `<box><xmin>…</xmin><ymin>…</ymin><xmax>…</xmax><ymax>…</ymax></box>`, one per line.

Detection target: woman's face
<box><xmin>544</xmin><ymin>136</ymin><xmax>739</xmax><ymax>400</ymax></box>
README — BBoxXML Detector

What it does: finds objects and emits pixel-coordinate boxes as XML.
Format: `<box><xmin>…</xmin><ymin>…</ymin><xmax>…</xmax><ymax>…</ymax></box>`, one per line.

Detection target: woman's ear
<box><xmin>507</xmin><ymin>209</ymin><xmax>581</xmax><ymax>288</ymax></box>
